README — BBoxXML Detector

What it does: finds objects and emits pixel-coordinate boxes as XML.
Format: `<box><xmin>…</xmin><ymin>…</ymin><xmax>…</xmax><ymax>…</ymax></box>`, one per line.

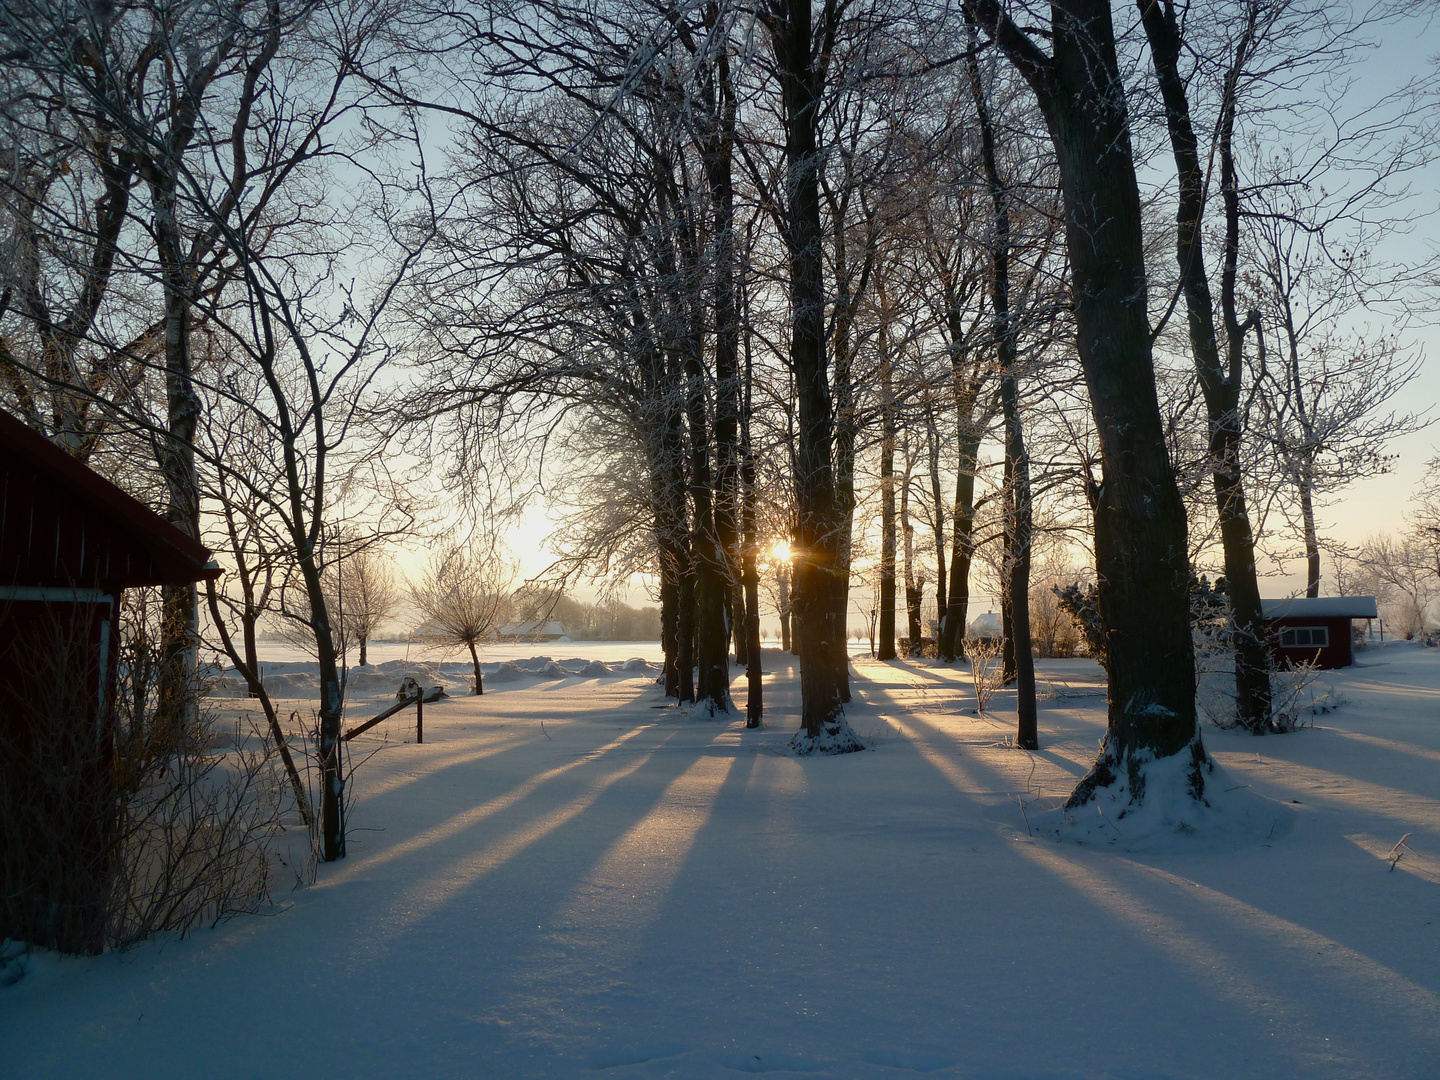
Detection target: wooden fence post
<box><xmin>416</xmin><ymin>693</ymin><xmax>423</xmax><ymax>745</ymax></box>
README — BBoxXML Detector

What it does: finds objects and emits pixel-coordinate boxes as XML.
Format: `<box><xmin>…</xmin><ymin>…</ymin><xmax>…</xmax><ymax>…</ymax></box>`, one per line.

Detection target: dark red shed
<box><xmin>1262</xmin><ymin>596</ymin><xmax>1378</xmax><ymax>670</ymax></box>
<box><xmin>0</xmin><ymin>408</ymin><xmax>220</xmax><ymax>954</ymax></box>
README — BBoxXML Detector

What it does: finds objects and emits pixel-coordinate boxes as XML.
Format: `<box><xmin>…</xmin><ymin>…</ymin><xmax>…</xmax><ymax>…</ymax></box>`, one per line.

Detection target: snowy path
<box><xmin>7</xmin><ymin>645</ymin><xmax>1440</xmax><ymax>1079</ymax></box>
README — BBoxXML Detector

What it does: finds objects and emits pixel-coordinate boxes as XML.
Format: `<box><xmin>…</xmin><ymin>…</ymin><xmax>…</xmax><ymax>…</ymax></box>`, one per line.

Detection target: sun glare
<box><xmin>770</xmin><ymin>540</ymin><xmax>792</xmax><ymax>562</ymax></box>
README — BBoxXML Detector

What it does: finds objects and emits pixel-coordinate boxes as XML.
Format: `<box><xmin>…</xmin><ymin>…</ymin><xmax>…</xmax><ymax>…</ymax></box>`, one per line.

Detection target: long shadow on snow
<box><xmin>862</xmin><ymin>670</ymin><xmax>1440</xmax><ymax>1050</ymax></box>
<box><xmin>490</xmin><ymin>733</ymin><xmax>761</xmax><ymax>1055</ymax></box>
<box><xmin>852</xmin><ymin>671</ymin><xmax>1440</xmax><ymax>1074</ymax></box>
<box><xmin>850</xmin><ymin>665</ymin><xmax>1091</xmax><ymax>787</ymax></box>
<box><xmin>370</xmin><ymin>713</ymin><xmax>740</xmax><ymax>921</ymax></box>
<box><xmin>394</xmin><ymin>723</ymin><xmax>750</xmax><ymax>1050</ymax></box>
<box><xmin>597</xmin><ymin>701</ymin><xmax>1339</xmax><ymax>1077</ymax></box>
<box><xmin>340</xmin><ymin>681</ymin><xmax>676</xmax><ymax>811</ymax></box>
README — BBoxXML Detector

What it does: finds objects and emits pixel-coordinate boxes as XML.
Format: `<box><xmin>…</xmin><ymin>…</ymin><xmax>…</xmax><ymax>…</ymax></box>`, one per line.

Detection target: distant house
<box><xmin>496</xmin><ymin>620</ymin><xmax>567</xmax><ymax>642</ymax></box>
<box><xmin>1263</xmin><ymin>596</ymin><xmax>1378</xmax><ymax>670</ymax></box>
<box><xmin>968</xmin><ymin>611</ymin><xmax>1002</xmax><ymax>640</ymax></box>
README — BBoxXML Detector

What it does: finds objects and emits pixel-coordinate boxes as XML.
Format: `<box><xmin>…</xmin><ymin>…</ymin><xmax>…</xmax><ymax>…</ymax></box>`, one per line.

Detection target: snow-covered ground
<box><xmin>7</xmin><ymin>642</ymin><xmax>1440</xmax><ymax>1079</ymax></box>
<box><xmin>244</xmin><ymin>639</ymin><xmax>667</xmax><ymax>667</ymax></box>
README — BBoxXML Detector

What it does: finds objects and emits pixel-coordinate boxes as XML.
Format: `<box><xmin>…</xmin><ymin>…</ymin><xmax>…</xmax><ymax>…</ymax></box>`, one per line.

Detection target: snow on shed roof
<box><xmin>1262</xmin><ymin>596</ymin><xmax>1379</xmax><ymax>619</ymax></box>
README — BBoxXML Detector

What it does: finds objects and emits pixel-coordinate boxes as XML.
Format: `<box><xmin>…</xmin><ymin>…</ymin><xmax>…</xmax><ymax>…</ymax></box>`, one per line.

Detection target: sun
<box><xmin>770</xmin><ymin>540</ymin><xmax>791</xmax><ymax>563</ymax></box>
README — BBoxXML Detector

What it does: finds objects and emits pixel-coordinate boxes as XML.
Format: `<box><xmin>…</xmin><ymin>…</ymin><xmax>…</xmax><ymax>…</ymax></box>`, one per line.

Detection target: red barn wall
<box><xmin>1269</xmin><ymin>615</ymin><xmax>1354</xmax><ymax>669</ymax></box>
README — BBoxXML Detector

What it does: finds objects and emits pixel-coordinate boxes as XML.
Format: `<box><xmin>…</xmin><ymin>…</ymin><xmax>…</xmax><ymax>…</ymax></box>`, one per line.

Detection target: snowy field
<box><xmin>244</xmin><ymin>639</ymin><xmax>668</xmax><ymax>667</ymax></box>
<box><xmin>6</xmin><ymin>642</ymin><xmax>1440</xmax><ymax>1079</ymax></box>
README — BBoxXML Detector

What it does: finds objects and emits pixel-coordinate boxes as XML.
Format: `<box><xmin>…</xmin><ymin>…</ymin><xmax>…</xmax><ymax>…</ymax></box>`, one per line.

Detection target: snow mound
<box><xmin>719</xmin><ymin>1051</ymin><xmax>829</xmax><ymax>1073</ymax></box>
<box><xmin>258</xmin><ymin>671</ymin><xmax>317</xmax><ymax>697</ymax></box>
<box><xmin>860</xmin><ymin>1050</ymin><xmax>955</xmax><ymax>1073</ymax></box>
<box><xmin>536</xmin><ymin>661</ymin><xmax>568</xmax><ymax>678</ymax></box>
<box><xmin>487</xmin><ymin>662</ymin><xmax>530</xmax><ymax>683</ymax></box>
<box><xmin>0</xmin><ymin>939</ymin><xmax>29</xmax><ymax>987</ymax></box>
<box><xmin>346</xmin><ymin>666</ymin><xmax>405</xmax><ymax>693</ymax></box>
<box><xmin>684</xmin><ymin>697</ymin><xmax>738</xmax><ymax>720</ymax></box>
<box><xmin>1037</xmin><ymin>751</ymin><xmax>1295</xmax><ymax>852</ymax></box>
<box><xmin>586</xmin><ymin>1043</ymin><xmax>690</xmax><ymax>1070</ymax></box>
<box><xmin>578</xmin><ymin>660</ymin><xmax>610</xmax><ymax>676</ymax></box>
<box><xmin>346</xmin><ymin>662</ymin><xmax>448</xmax><ymax>697</ymax></box>
<box><xmin>208</xmin><ymin>675</ymin><xmax>249</xmax><ymax>697</ymax></box>
<box><xmin>787</xmin><ymin>716</ymin><xmax>868</xmax><ymax>756</ymax></box>
<box><xmin>622</xmin><ymin>657</ymin><xmax>654</xmax><ymax>672</ymax></box>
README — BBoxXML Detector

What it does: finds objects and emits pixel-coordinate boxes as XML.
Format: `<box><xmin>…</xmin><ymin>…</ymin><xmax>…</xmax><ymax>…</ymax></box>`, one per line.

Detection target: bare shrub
<box><xmin>1191</xmin><ymin>581</ymin><xmax>1238</xmax><ymax>728</ymax></box>
<box><xmin>1363</xmin><ymin>533</ymin><xmax>1437</xmax><ymax>640</ymax></box>
<box><xmin>1</xmin><ymin>592</ymin><xmax>284</xmax><ymax>955</ymax></box>
<box><xmin>966</xmin><ymin>636</ymin><xmax>1005</xmax><ymax>713</ymax></box>
<box><xmin>1269</xmin><ymin>660</ymin><xmax>1334</xmax><ymax>732</ymax></box>
<box><xmin>1030</xmin><ymin>580</ymin><xmax>1082</xmax><ymax>658</ymax></box>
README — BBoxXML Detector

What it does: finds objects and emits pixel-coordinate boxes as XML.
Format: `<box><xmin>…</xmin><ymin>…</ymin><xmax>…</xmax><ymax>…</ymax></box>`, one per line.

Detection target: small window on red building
<box><xmin>1279</xmin><ymin>626</ymin><xmax>1329</xmax><ymax>647</ymax></box>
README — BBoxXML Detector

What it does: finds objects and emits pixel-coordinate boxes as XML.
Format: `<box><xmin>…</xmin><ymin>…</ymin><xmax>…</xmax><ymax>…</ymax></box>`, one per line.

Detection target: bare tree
<box><xmin>1135</xmin><ymin>0</ymin><xmax>1282</xmax><ymax>732</ymax></box>
<box><xmin>965</xmin><ymin>0</ymin><xmax>1205</xmax><ymax>810</ymax></box>
<box><xmin>327</xmin><ymin>541</ymin><xmax>401</xmax><ymax>667</ymax></box>
<box><xmin>964</xmin><ymin>7</ymin><xmax>1038</xmax><ymax>748</ymax></box>
<box><xmin>1248</xmin><ymin>228</ymin><xmax>1428</xmax><ymax>595</ymax></box>
<box><xmin>1361</xmin><ymin>532</ymin><xmax>1437</xmax><ymax>638</ymax></box>
<box><xmin>1227</xmin><ymin>1</ymin><xmax>1437</xmax><ymax>596</ymax></box>
<box><xmin>410</xmin><ymin>543</ymin><xmax>516</xmax><ymax>696</ymax></box>
<box><xmin>0</xmin><ymin>0</ymin><xmax>316</xmax><ymax>740</ymax></box>
<box><xmin>1412</xmin><ymin>454</ymin><xmax>1440</xmax><ymax>588</ymax></box>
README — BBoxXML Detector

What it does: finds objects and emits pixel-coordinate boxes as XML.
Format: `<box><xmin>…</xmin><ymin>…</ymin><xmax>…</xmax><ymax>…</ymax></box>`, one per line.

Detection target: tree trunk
<box><xmin>771</xmin><ymin>0</ymin><xmax>854</xmax><ymax>748</ymax></box>
<box><xmin>645</xmin><ymin>346</ymin><xmax>684</xmax><ymax>699</ymax></box>
<box><xmin>966</xmin><ymin>24</ymin><xmax>1036</xmax><ymax>746</ymax></box>
<box><xmin>833</xmin><ymin>351</ymin><xmax>856</xmax><ymax>704</ymax></box>
<box><xmin>905</xmin><ymin>583</ymin><xmax>924</xmax><ymax>657</ymax></box>
<box><xmin>967</xmin><ymin>0</ymin><xmax>1203</xmax><ymax>807</ymax></box>
<box><xmin>1140</xmin><ymin>0</ymin><xmax>1273</xmax><ymax>733</ymax></box>
<box><xmin>205</xmin><ymin>581</ymin><xmax>311</xmax><ymax>826</ymax></box>
<box><xmin>151</xmin><ymin>175</ymin><xmax>201</xmax><ymax>749</ymax></box>
<box><xmin>938</xmin><ymin>421</ymin><xmax>981</xmax><ymax>663</ymax></box>
<box><xmin>685</xmin><ymin>335</ymin><xmax>731</xmax><ymax>714</ymax></box>
<box><xmin>927</xmin><ymin>409</ymin><xmax>947</xmax><ymax>629</ymax></box>
<box><xmin>468</xmin><ymin>640</ymin><xmax>484</xmax><ymax>695</ymax></box>
<box><xmin>359</xmin><ymin>636</ymin><xmax>368</xmax><ymax>667</ymax></box>
<box><xmin>742</xmin><ymin>315</ymin><xmax>764</xmax><ymax>726</ymax></box>
<box><xmin>706</xmin><ymin>42</ymin><xmax>744</xmax><ymax>679</ymax></box>
<box><xmin>1001</xmin><ymin>591</ymin><xmax>1015</xmax><ymax>682</ymax></box>
<box><xmin>664</xmin><ymin>396</ymin><xmax>696</xmax><ymax>704</ymax></box>
<box><xmin>661</xmin><ymin>562</ymin><xmax>680</xmax><ymax>696</ymax></box>
<box><xmin>1002</xmin><ymin>372</ymin><xmax>1038</xmax><ymax>748</ymax></box>
<box><xmin>878</xmin><ymin>331</ymin><xmax>898</xmax><ymax>661</ymax></box>
<box><xmin>292</xmin><ymin>540</ymin><xmax>344</xmax><ymax>861</ymax></box>
<box><xmin>677</xmin><ymin>554</ymin><xmax>697</xmax><ymax>704</ymax></box>
<box><xmin>1301</xmin><ymin>481</ymin><xmax>1321</xmax><ymax>598</ymax></box>
<box><xmin>901</xmin><ymin>477</ymin><xmax>922</xmax><ymax>656</ymax></box>
<box><xmin>779</xmin><ymin>565</ymin><xmax>792</xmax><ymax>653</ymax></box>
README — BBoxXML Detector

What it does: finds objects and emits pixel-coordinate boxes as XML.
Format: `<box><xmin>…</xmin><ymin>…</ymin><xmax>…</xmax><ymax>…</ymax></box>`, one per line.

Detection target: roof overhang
<box><xmin>0</xmin><ymin>408</ymin><xmax>222</xmax><ymax>588</ymax></box>
<box><xmin>1262</xmin><ymin>596</ymin><xmax>1379</xmax><ymax>619</ymax></box>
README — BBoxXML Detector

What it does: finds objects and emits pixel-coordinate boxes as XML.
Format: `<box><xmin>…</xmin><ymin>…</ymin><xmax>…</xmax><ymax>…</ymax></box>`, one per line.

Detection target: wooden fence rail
<box><xmin>343</xmin><ymin>692</ymin><xmax>424</xmax><ymax>744</ymax></box>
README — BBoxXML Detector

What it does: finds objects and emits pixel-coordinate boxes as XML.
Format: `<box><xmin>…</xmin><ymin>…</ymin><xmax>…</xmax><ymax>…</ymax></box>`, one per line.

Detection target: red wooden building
<box><xmin>1262</xmin><ymin>596</ymin><xmax>1378</xmax><ymax>670</ymax></box>
<box><xmin>0</xmin><ymin>408</ymin><xmax>220</xmax><ymax>954</ymax></box>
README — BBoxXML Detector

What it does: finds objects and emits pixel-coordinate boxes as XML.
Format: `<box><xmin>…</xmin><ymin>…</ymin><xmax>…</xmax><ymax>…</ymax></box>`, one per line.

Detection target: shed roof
<box><xmin>0</xmin><ymin>408</ymin><xmax>220</xmax><ymax>589</ymax></box>
<box><xmin>1262</xmin><ymin>596</ymin><xmax>1378</xmax><ymax>620</ymax></box>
